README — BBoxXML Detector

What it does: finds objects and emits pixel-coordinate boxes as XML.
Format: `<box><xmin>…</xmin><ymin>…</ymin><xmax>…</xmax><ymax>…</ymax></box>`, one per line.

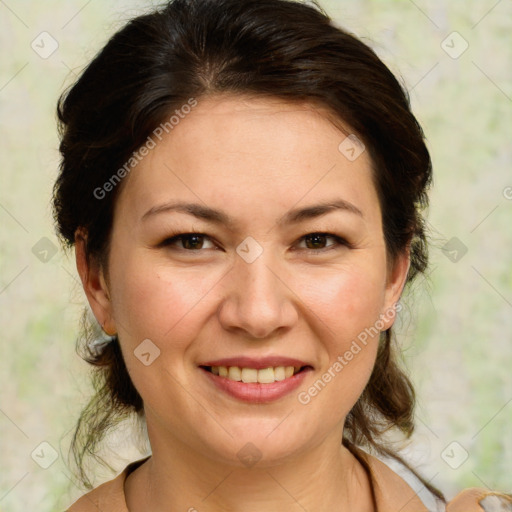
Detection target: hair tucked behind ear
<box><xmin>54</xmin><ymin>0</ymin><xmax>440</xmax><ymax>499</ymax></box>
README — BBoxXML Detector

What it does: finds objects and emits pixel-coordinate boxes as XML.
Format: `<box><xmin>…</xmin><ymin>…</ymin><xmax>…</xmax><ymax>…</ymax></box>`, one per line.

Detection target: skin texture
<box><xmin>76</xmin><ymin>94</ymin><xmax>410</xmax><ymax>511</ymax></box>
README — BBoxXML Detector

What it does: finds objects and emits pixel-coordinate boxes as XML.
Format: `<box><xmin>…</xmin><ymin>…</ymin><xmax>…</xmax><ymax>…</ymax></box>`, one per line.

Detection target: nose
<box><xmin>217</xmin><ymin>251</ymin><xmax>298</xmax><ymax>340</ymax></box>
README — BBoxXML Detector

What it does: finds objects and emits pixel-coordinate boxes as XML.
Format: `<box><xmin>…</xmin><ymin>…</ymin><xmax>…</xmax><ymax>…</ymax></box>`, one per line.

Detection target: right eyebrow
<box><xmin>141</xmin><ymin>201</ymin><xmax>233</xmax><ymax>226</ymax></box>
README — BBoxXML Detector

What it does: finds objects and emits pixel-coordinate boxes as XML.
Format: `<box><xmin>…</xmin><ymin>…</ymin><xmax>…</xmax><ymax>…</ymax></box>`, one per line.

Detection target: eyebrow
<box><xmin>279</xmin><ymin>199</ymin><xmax>363</xmax><ymax>225</ymax></box>
<box><xmin>141</xmin><ymin>199</ymin><xmax>363</xmax><ymax>227</ymax></box>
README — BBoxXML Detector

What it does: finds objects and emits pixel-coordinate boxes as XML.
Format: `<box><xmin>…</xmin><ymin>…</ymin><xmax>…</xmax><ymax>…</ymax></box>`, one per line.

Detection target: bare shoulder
<box><xmin>447</xmin><ymin>487</ymin><xmax>512</xmax><ymax>512</ymax></box>
<box><xmin>65</xmin><ymin>473</ymin><xmax>127</xmax><ymax>512</ymax></box>
<box><xmin>65</xmin><ymin>457</ymin><xmax>150</xmax><ymax>511</ymax></box>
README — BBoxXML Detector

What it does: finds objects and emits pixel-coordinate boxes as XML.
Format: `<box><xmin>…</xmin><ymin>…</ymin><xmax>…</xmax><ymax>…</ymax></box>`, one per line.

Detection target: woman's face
<box><xmin>82</xmin><ymin>94</ymin><xmax>408</xmax><ymax>467</ymax></box>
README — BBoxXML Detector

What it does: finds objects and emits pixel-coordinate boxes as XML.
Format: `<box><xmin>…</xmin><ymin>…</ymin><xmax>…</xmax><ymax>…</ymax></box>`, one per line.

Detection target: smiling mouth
<box><xmin>200</xmin><ymin>365</ymin><xmax>311</xmax><ymax>384</ymax></box>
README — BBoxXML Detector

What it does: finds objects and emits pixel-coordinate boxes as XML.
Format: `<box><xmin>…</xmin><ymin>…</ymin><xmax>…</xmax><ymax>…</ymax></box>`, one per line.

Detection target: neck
<box><xmin>125</xmin><ymin>423</ymin><xmax>374</xmax><ymax>512</ymax></box>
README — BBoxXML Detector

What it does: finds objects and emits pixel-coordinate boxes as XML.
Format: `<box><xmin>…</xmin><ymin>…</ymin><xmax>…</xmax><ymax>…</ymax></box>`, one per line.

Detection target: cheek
<box><xmin>108</xmin><ymin>253</ymin><xmax>224</xmax><ymax>348</ymax></box>
<box><xmin>298</xmin><ymin>263</ymin><xmax>387</xmax><ymax>342</ymax></box>
<box><xmin>294</xmin><ymin>267</ymin><xmax>384</xmax><ymax>418</ymax></box>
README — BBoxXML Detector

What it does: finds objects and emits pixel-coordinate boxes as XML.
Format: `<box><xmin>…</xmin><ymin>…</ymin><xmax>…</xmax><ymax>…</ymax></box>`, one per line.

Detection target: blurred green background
<box><xmin>1</xmin><ymin>0</ymin><xmax>511</xmax><ymax>510</ymax></box>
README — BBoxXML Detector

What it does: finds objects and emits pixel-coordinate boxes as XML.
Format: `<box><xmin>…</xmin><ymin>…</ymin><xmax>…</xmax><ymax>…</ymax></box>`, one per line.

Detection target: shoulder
<box><xmin>65</xmin><ymin>457</ymin><xmax>150</xmax><ymax>512</ymax></box>
<box><xmin>446</xmin><ymin>488</ymin><xmax>512</xmax><ymax>512</ymax></box>
<box><xmin>66</xmin><ymin>474</ymin><xmax>126</xmax><ymax>512</ymax></box>
<box><xmin>352</xmin><ymin>446</ymin><xmax>511</xmax><ymax>512</ymax></box>
<box><xmin>66</xmin><ymin>477</ymin><xmax>123</xmax><ymax>511</ymax></box>
<box><xmin>352</xmin><ymin>447</ymin><xmax>435</xmax><ymax>511</ymax></box>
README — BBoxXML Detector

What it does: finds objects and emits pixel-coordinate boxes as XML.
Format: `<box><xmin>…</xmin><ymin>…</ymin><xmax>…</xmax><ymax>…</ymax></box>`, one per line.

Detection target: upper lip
<box><xmin>199</xmin><ymin>356</ymin><xmax>312</xmax><ymax>370</ymax></box>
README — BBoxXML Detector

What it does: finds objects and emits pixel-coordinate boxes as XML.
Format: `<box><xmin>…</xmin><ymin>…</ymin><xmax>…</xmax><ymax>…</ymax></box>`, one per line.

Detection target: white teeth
<box><xmin>208</xmin><ymin>365</ymin><xmax>301</xmax><ymax>383</ymax></box>
<box><xmin>257</xmin><ymin>367</ymin><xmax>275</xmax><ymax>384</ymax></box>
<box><xmin>241</xmin><ymin>368</ymin><xmax>258</xmax><ymax>383</ymax></box>
<box><xmin>274</xmin><ymin>366</ymin><xmax>286</xmax><ymax>381</ymax></box>
<box><xmin>228</xmin><ymin>366</ymin><xmax>242</xmax><ymax>381</ymax></box>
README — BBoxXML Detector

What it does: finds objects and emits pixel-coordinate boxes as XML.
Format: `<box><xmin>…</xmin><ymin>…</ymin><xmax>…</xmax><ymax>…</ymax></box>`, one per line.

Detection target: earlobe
<box><xmin>381</xmin><ymin>250</ymin><xmax>411</xmax><ymax>330</ymax></box>
<box><xmin>75</xmin><ymin>228</ymin><xmax>116</xmax><ymax>335</ymax></box>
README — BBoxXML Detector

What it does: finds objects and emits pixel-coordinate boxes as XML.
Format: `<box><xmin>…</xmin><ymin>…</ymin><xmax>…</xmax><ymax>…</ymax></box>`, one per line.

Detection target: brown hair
<box><xmin>53</xmin><ymin>0</ymin><xmax>441</xmax><ymax>500</ymax></box>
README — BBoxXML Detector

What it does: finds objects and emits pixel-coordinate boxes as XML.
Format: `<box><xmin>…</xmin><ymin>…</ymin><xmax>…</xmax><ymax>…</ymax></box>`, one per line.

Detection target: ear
<box><xmin>75</xmin><ymin>228</ymin><xmax>116</xmax><ymax>335</ymax></box>
<box><xmin>380</xmin><ymin>248</ymin><xmax>411</xmax><ymax>331</ymax></box>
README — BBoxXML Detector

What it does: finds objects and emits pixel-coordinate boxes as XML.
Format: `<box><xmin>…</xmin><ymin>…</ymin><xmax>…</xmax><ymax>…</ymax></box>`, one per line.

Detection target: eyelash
<box><xmin>158</xmin><ymin>232</ymin><xmax>351</xmax><ymax>255</ymax></box>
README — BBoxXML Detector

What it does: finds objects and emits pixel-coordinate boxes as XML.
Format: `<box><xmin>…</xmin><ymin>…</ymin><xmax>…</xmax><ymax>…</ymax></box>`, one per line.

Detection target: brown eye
<box><xmin>304</xmin><ymin>233</ymin><xmax>330</xmax><ymax>249</ymax></box>
<box><xmin>181</xmin><ymin>234</ymin><xmax>205</xmax><ymax>250</ymax></box>
<box><xmin>296</xmin><ymin>233</ymin><xmax>349</xmax><ymax>253</ymax></box>
<box><xmin>160</xmin><ymin>233</ymin><xmax>216</xmax><ymax>251</ymax></box>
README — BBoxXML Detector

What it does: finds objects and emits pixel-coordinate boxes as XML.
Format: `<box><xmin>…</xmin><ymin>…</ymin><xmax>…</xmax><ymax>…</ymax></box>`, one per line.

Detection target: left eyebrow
<box><xmin>276</xmin><ymin>199</ymin><xmax>364</xmax><ymax>227</ymax></box>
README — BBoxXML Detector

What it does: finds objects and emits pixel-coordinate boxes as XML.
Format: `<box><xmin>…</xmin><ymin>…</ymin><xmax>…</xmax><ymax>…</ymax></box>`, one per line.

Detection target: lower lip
<box><xmin>200</xmin><ymin>367</ymin><xmax>311</xmax><ymax>403</ymax></box>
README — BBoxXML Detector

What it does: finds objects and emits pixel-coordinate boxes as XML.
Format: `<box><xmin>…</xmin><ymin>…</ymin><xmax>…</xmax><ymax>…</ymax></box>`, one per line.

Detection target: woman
<box><xmin>53</xmin><ymin>0</ymin><xmax>511</xmax><ymax>510</ymax></box>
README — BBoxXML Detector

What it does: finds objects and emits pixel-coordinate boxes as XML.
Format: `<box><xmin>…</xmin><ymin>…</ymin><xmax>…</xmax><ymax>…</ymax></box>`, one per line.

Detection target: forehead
<box><xmin>115</xmin><ymin>94</ymin><xmax>380</xmax><ymax>227</ymax></box>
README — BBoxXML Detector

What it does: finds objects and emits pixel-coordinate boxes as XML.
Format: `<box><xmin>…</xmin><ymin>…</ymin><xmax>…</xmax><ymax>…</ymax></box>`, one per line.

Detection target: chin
<box><xmin>195</xmin><ymin>419</ymin><xmax>318</xmax><ymax>470</ymax></box>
